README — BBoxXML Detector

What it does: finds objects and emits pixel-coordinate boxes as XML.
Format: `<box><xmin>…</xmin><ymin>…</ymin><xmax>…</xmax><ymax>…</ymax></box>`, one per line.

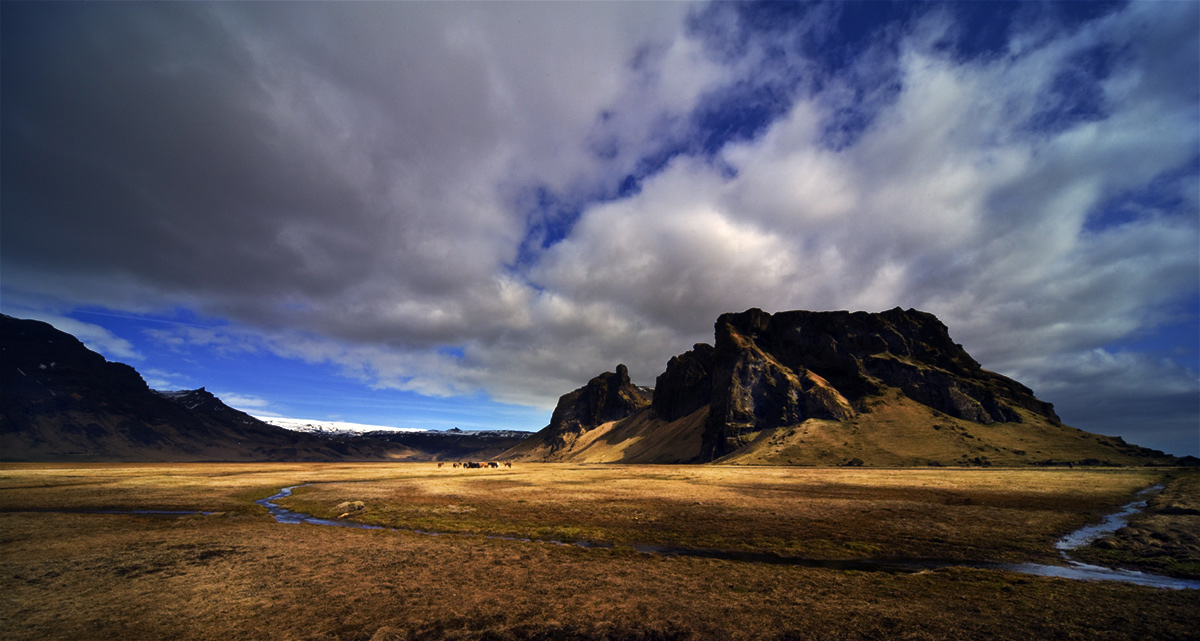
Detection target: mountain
<box><xmin>0</xmin><ymin>315</ymin><xmax>522</xmax><ymax>461</ymax></box>
<box><xmin>504</xmin><ymin>364</ymin><xmax>701</xmax><ymax>463</ymax></box>
<box><xmin>504</xmin><ymin>308</ymin><xmax>1175</xmax><ymax>466</ymax></box>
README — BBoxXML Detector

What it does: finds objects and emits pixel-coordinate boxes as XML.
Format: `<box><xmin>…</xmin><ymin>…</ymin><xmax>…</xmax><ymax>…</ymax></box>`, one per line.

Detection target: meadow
<box><xmin>1</xmin><ymin>463</ymin><xmax>1196</xmax><ymax>640</ymax></box>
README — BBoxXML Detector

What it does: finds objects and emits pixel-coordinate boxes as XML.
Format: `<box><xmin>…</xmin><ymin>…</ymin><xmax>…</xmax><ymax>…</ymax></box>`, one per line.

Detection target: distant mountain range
<box><xmin>504</xmin><ymin>308</ymin><xmax>1180</xmax><ymax>467</ymax></box>
<box><xmin>256</xmin><ymin>416</ymin><xmax>428</xmax><ymax>436</ymax></box>
<box><xmin>0</xmin><ymin>315</ymin><xmax>528</xmax><ymax>462</ymax></box>
<box><xmin>259</xmin><ymin>415</ymin><xmax>529</xmax><ymax>440</ymax></box>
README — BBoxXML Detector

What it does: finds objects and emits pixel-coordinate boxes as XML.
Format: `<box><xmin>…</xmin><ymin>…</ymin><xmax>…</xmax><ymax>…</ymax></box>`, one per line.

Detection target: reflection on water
<box><xmin>258</xmin><ymin>483</ymin><xmax>1199</xmax><ymax>590</ymax></box>
<box><xmin>1002</xmin><ymin>559</ymin><xmax>1196</xmax><ymax>590</ymax></box>
<box><xmin>1000</xmin><ymin>484</ymin><xmax>1200</xmax><ymax>590</ymax></box>
<box><xmin>255</xmin><ymin>485</ymin><xmax>383</xmax><ymax>530</ymax></box>
<box><xmin>1055</xmin><ymin>484</ymin><xmax>1162</xmax><ymax>551</ymax></box>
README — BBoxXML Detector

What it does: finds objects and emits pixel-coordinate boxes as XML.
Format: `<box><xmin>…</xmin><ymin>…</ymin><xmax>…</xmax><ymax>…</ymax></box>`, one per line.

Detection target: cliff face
<box><xmin>693</xmin><ymin>308</ymin><xmax>1062</xmax><ymax>460</ymax></box>
<box><xmin>507</xmin><ymin>307</ymin><xmax>1173</xmax><ymax>466</ymax></box>
<box><xmin>542</xmin><ymin>364</ymin><xmax>652</xmax><ymax>453</ymax></box>
<box><xmin>653</xmin><ymin>344</ymin><xmax>714</xmax><ymax>422</ymax></box>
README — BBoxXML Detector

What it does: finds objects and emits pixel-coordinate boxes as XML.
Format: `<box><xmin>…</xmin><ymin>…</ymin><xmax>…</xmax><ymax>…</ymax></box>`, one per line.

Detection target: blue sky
<box><xmin>2</xmin><ymin>1</ymin><xmax>1197</xmax><ymax>454</ymax></box>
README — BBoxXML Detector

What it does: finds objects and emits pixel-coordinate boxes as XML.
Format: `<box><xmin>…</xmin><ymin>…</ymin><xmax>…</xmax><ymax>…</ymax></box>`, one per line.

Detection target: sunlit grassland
<box><xmin>1</xmin><ymin>463</ymin><xmax>1196</xmax><ymax>640</ymax></box>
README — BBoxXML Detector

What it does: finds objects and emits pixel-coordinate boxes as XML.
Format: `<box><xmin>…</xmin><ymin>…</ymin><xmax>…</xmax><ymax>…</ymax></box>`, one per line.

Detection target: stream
<box><xmin>255</xmin><ymin>483</ymin><xmax>1200</xmax><ymax>590</ymax></box>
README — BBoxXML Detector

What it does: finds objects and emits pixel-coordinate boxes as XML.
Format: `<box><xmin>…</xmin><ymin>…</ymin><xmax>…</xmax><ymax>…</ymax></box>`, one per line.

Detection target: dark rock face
<box><xmin>700</xmin><ymin>310</ymin><xmax>856</xmax><ymax>458</ymax></box>
<box><xmin>689</xmin><ymin>308</ymin><xmax>1062</xmax><ymax>460</ymax></box>
<box><xmin>543</xmin><ymin>364</ymin><xmax>651</xmax><ymax>452</ymax></box>
<box><xmin>653</xmin><ymin>344</ymin><xmax>714</xmax><ymax>421</ymax></box>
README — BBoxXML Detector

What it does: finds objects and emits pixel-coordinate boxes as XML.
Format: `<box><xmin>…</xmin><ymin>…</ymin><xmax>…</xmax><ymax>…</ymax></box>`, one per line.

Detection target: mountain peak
<box><xmin>540</xmin><ymin>365</ymin><xmax>651</xmax><ymax>454</ymax></box>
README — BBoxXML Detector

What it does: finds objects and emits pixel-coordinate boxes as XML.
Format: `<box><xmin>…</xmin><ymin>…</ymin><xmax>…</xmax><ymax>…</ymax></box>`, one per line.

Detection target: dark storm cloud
<box><xmin>2</xmin><ymin>3</ymin><xmax>377</xmax><ymax>303</ymax></box>
<box><xmin>2</xmin><ymin>1</ymin><xmax>702</xmax><ymax>341</ymax></box>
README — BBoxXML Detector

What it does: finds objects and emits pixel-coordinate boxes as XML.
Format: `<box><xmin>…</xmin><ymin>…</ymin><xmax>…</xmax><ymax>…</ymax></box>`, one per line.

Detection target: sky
<box><xmin>2</xmin><ymin>1</ymin><xmax>1197</xmax><ymax>454</ymax></box>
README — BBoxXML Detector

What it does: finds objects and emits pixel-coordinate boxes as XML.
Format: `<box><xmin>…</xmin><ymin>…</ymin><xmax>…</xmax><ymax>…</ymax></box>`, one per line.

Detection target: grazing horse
<box><xmin>437</xmin><ymin>462</ymin><xmax>444</xmax><ymax>468</ymax></box>
<box><xmin>504</xmin><ymin>461</ymin><xmax>512</xmax><ymax>468</ymax></box>
<box><xmin>489</xmin><ymin>461</ymin><xmax>500</xmax><ymax>468</ymax></box>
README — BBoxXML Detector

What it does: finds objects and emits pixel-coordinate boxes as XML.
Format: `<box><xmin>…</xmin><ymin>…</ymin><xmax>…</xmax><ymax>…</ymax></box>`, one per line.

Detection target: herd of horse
<box><xmin>437</xmin><ymin>461</ymin><xmax>513</xmax><ymax>469</ymax></box>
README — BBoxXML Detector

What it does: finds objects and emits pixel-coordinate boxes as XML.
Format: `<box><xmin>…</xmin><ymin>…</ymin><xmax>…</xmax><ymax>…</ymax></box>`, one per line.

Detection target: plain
<box><xmin>1</xmin><ymin>463</ymin><xmax>1196</xmax><ymax>641</ymax></box>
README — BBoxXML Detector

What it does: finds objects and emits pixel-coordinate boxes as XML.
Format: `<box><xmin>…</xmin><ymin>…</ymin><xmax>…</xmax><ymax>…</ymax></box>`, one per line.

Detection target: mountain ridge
<box><xmin>0</xmin><ymin>315</ymin><xmax>526</xmax><ymax>462</ymax></box>
<box><xmin>504</xmin><ymin>308</ymin><xmax>1176</xmax><ymax>466</ymax></box>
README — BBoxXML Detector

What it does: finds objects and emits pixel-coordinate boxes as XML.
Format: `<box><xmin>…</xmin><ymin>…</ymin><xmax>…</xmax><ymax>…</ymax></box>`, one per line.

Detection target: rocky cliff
<box><xmin>693</xmin><ymin>308</ymin><xmax>1061</xmax><ymax>459</ymax></box>
<box><xmin>506</xmin><ymin>307</ymin><xmax>1173</xmax><ymax>467</ymax></box>
<box><xmin>539</xmin><ymin>364</ymin><xmax>651</xmax><ymax>454</ymax></box>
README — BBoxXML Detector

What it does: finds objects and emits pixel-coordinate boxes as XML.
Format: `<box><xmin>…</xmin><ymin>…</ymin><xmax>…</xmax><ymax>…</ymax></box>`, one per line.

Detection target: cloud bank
<box><xmin>3</xmin><ymin>2</ymin><xmax>1197</xmax><ymax>453</ymax></box>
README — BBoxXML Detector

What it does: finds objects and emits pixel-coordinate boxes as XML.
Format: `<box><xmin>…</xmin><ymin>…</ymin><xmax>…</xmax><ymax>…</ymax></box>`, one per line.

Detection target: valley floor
<box><xmin>0</xmin><ymin>463</ymin><xmax>1196</xmax><ymax>640</ymax></box>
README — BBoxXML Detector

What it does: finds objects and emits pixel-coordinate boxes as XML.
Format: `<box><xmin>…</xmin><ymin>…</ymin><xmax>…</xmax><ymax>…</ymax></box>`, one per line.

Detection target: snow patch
<box><xmin>256</xmin><ymin>416</ymin><xmax>427</xmax><ymax>436</ymax></box>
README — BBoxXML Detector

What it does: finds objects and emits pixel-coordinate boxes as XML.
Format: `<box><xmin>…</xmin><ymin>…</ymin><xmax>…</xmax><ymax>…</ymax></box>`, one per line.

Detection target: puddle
<box><xmin>257</xmin><ymin>483</ymin><xmax>1200</xmax><ymax>590</ymax></box>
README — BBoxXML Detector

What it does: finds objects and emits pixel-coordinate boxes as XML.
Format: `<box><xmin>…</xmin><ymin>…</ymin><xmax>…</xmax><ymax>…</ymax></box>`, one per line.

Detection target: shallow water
<box><xmin>1054</xmin><ymin>484</ymin><xmax>1163</xmax><ymax>551</ymax></box>
<box><xmin>258</xmin><ymin>483</ymin><xmax>1200</xmax><ymax>590</ymax></box>
<box><xmin>254</xmin><ymin>485</ymin><xmax>383</xmax><ymax>530</ymax></box>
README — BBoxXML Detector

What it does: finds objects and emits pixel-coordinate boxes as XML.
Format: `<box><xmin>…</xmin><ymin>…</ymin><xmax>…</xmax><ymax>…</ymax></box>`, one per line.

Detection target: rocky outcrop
<box><xmin>687</xmin><ymin>308</ymin><xmax>1062</xmax><ymax>460</ymax></box>
<box><xmin>507</xmin><ymin>307</ymin><xmax>1175</xmax><ymax>467</ymax></box>
<box><xmin>543</xmin><ymin>364</ymin><xmax>651</xmax><ymax>453</ymax></box>
<box><xmin>653</xmin><ymin>344</ymin><xmax>714</xmax><ymax>421</ymax></box>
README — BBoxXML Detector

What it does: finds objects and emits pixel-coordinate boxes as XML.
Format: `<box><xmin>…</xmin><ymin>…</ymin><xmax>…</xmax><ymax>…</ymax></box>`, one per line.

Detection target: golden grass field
<box><xmin>1</xmin><ymin>463</ymin><xmax>1197</xmax><ymax>640</ymax></box>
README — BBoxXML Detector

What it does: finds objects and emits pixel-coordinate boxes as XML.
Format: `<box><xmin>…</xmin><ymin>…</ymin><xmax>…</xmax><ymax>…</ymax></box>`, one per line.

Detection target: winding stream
<box><xmin>255</xmin><ymin>483</ymin><xmax>1200</xmax><ymax>590</ymax></box>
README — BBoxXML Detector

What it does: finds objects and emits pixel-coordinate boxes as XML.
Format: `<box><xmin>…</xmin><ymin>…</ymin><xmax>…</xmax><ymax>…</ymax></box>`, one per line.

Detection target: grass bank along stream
<box><xmin>268</xmin><ymin>464</ymin><xmax>1175</xmax><ymax>563</ymax></box>
<box><xmin>262</xmin><ymin>480</ymin><xmax>1199</xmax><ymax>590</ymax></box>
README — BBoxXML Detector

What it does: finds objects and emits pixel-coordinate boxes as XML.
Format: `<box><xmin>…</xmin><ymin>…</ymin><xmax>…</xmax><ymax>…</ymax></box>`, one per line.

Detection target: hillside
<box><xmin>504</xmin><ymin>308</ymin><xmax>1176</xmax><ymax>467</ymax></box>
<box><xmin>0</xmin><ymin>315</ymin><xmax>526</xmax><ymax>462</ymax></box>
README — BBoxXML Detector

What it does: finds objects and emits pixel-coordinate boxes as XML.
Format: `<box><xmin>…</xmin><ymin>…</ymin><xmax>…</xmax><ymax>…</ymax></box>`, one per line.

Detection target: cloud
<box><xmin>142</xmin><ymin>369</ymin><xmax>191</xmax><ymax>391</ymax></box>
<box><xmin>2</xmin><ymin>2</ymin><xmax>1196</xmax><ymax>450</ymax></box>
<box><xmin>216</xmin><ymin>392</ymin><xmax>272</xmax><ymax>411</ymax></box>
<box><xmin>1017</xmin><ymin>349</ymin><xmax>1199</xmax><ymax>457</ymax></box>
<box><xmin>516</xmin><ymin>1</ymin><xmax>1200</xmax><ymax>444</ymax></box>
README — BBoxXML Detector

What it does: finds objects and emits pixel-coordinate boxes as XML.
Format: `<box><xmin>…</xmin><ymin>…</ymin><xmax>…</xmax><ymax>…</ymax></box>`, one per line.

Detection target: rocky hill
<box><xmin>504</xmin><ymin>308</ymin><xmax>1175</xmax><ymax>466</ymax></box>
<box><xmin>508</xmin><ymin>364</ymin><xmax>667</xmax><ymax>461</ymax></box>
<box><xmin>0</xmin><ymin>315</ymin><xmax>523</xmax><ymax>461</ymax></box>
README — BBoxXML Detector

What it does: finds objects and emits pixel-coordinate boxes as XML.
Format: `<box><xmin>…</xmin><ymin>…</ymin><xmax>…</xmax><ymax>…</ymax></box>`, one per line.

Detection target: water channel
<box><xmin>255</xmin><ymin>483</ymin><xmax>1199</xmax><ymax>590</ymax></box>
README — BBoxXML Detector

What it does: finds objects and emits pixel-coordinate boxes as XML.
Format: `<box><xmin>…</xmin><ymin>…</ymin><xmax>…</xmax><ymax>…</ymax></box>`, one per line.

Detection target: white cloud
<box><xmin>502</xmin><ymin>0</ymin><xmax>1198</xmax><ymax>444</ymax></box>
<box><xmin>142</xmin><ymin>369</ymin><xmax>190</xmax><ymax>390</ymax></box>
<box><xmin>215</xmin><ymin>392</ymin><xmax>272</xmax><ymax>410</ymax></box>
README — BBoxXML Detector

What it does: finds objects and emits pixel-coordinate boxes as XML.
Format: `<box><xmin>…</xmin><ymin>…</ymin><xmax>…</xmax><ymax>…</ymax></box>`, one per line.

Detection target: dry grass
<box><xmin>1</xmin><ymin>463</ymin><xmax>1196</xmax><ymax>640</ymax></box>
<box><xmin>514</xmin><ymin>391</ymin><xmax>1170</xmax><ymax>468</ymax></box>
<box><xmin>279</xmin><ymin>464</ymin><xmax>1164</xmax><ymax>562</ymax></box>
